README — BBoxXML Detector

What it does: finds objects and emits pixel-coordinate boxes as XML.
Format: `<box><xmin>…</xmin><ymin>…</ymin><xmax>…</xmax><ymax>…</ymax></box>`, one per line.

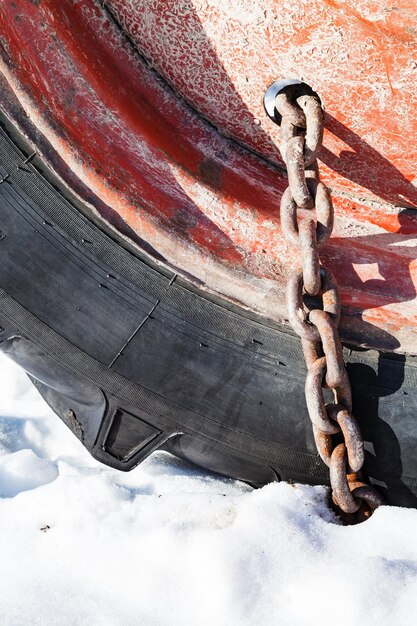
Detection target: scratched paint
<box><xmin>0</xmin><ymin>0</ymin><xmax>416</xmax><ymax>352</ymax></box>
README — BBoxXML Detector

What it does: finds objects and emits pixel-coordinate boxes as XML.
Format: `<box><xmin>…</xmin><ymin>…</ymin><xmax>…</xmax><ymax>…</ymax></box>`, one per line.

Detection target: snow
<box><xmin>0</xmin><ymin>352</ymin><xmax>417</xmax><ymax>626</ymax></box>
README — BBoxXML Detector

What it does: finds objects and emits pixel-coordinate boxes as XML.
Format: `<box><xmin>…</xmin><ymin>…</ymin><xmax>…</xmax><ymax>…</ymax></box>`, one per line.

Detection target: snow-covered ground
<box><xmin>0</xmin><ymin>352</ymin><xmax>417</xmax><ymax>626</ymax></box>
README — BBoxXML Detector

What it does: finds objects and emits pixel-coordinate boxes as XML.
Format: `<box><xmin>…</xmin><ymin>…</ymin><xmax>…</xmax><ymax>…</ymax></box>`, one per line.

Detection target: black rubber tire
<box><xmin>1</xmin><ymin>113</ymin><xmax>416</xmax><ymax>508</ymax></box>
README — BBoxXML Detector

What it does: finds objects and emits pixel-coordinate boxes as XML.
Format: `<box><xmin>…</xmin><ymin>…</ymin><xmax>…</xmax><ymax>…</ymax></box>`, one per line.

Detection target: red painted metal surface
<box><xmin>0</xmin><ymin>0</ymin><xmax>416</xmax><ymax>352</ymax></box>
<box><xmin>109</xmin><ymin>0</ymin><xmax>417</xmax><ymax>207</ymax></box>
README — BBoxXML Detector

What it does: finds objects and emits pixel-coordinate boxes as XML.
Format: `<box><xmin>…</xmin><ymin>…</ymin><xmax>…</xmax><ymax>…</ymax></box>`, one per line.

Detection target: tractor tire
<box><xmin>1</xmin><ymin>113</ymin><xmax>416</xmax><ymax>508</ymax></box>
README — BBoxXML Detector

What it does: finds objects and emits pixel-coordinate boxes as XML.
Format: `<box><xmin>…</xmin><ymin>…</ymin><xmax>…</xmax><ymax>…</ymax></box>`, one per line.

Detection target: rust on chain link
<box><xmin>326</xmin><ymin>404</ymin><xmax>364</xmax><ymax>473</ymax></box>
<box><xmin>301</xmin><ymin>338</ymin><xmax>322</xmax><ymax>369</ymax></box>
<box><xmin>330</xmin><ymin>444</ymin><xmax>361</xmax><ymax>514</ymax></box>
<box><xmin>351</xmin><ymin>485</ymin><xmax>384</xmax><ymax>511</ymax></box>
<box><xmin>270</xmin><ymin>82</ymin><xmax>383</xmax><ymax>522</ymax></box>
<box><xmin>296</xmin><ymin>95</ymin><xmax>324</xmax><ymax>165</ymax></box>
<box><xmin>275</xmin><ymin>92</ymin><xmax>307</xmax><ymax>127</ymax></box>
<box><xmin>280</xmin><ymin>181</ymin><xmax>334</xmax><ymax>247</ymax></box>
<box><xmin>287</xmin><ymin>267</ymin><xmax>341</xmax><ymax>342</ymax></box>
<box><xmin>308</xmin><ymin>309</ymin><xmax>346</xmax><ymax>388</ymax></box>
<box><xmin>312</xmin><ymin>424</ymin><xmax>333</xmax><ymax>467</ymax></box>
<box><xmin>314</xmin><ymin>183</ymin><xmax>334</xmax><ymax>244</ymax></box>
<box><xmin>305</xmin><ymin>357</ymin><xmax>340</xmax><ymax>434</ymax></box>
<box><xmin>286</xmin><ymin>136</ymin><xmax>315</xmax><ymax>209</ymax></box>
<box><xmin>299</xmin><ymin>220</ymin><xmax>321</xmax><ymax>296</ymax></box>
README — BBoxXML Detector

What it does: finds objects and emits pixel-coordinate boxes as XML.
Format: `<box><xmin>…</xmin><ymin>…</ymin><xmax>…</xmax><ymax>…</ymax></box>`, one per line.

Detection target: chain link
<box><xmin>274</xmin><ymin>87</ymin><xmax>383</xmax><ymax>522</ymax></box>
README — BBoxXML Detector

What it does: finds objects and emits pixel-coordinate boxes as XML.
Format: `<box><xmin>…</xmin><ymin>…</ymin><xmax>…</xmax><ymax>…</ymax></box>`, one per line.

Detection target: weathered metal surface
<box><xmin>0</xmin><ymin>0</ymin><xmax>416</xmax><ymax>352</ymax></box>
<box><xmin>276</xmin><ymin>88</ymin><xmax>382</xmax><ymax>520</ymax></box>
<box><xmin>107</xmin><ymin>0</ymin><xmax>417</xmax><ymax>205</ymax></box>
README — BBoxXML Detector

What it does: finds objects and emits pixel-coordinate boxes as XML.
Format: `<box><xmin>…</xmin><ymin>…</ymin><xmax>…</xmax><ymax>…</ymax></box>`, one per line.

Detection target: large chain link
<box><xmin>275</xmin><ymin>87</ymin><xmax>383</xmax><ymax>522</ymax></box>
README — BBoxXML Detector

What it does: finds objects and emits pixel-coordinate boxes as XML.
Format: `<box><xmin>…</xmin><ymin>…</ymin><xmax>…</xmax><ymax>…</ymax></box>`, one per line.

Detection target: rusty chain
<box><xmin>273</xmin><ymin>86</ymin><xmax>383</xmax><ymax>522</ymax></box>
